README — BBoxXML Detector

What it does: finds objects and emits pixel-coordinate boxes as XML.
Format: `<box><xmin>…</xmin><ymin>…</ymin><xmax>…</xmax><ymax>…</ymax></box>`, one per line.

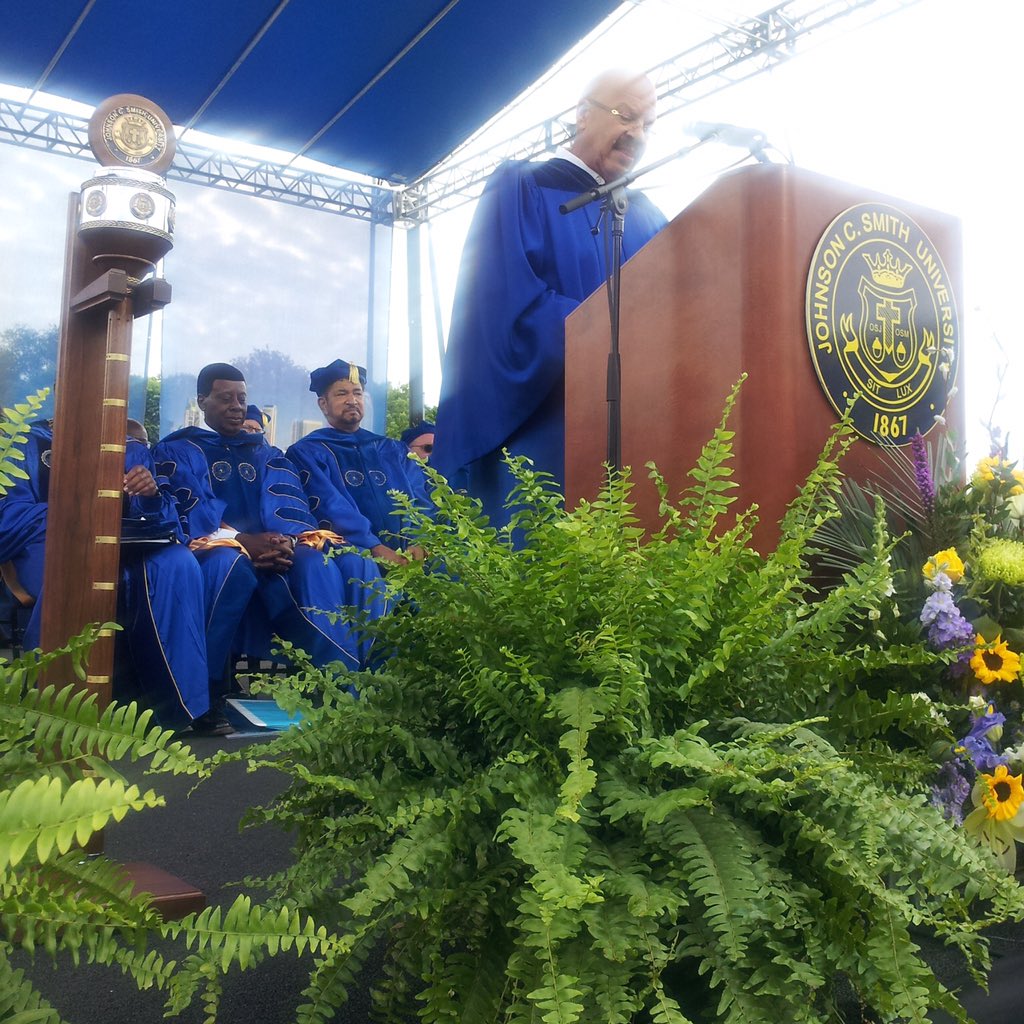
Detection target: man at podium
<box><xmin>433</xmin><ymin>68</ymin><xmax>667</xmax><ymax>531</ymax></box>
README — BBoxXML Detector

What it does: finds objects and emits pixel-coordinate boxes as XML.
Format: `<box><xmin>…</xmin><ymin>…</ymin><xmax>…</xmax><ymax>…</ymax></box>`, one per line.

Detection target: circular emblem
<box><xmin>805</xmin><ymin>202</ymin><xmax>960</xmax><ymax>446</ymax></box>
<box><xmin>344</xmin><ymin>470</ymin><xmax>365</xmax><ymax>487</ymax></box>
<box><xmin>212</xmin><ymin>460</ymin><xmax>232</xmax><ymax>482</ymax></box>
<box><xmin>129</xmin><ymin>191</ymin><xmax>156</xmax><ymax>220</ymax></box>
<box><xmin>41</xmin><ymin>448</ymin><xmax>53</xmax><ymax>468</ymax></box>
<box><xmin>239</xmin><ymin>462</ymin><xmax>257</xmax><ymax>483</ymax></box>
<box><xmin>369</xmin><ymin>470</ymin><xmax>387</xmax><ymax>487</ymax></box>
<box><xmin>88</xmin><ymin>94</ymin><xmax>176</xmax><ymax>174</ymax></box>
<box><xmin>84</xmin><ymin>189</ymin><xmax>107</xmax><ymax>216</ymax></box>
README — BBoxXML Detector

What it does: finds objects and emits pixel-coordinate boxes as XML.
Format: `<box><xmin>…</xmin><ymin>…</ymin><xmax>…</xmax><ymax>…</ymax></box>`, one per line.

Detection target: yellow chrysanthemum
<box><xmin>978</xmin><ymin>764</ymin><xmax>1024</xmax><ymax>822</ymax></box>
<box><xmin>970</xmin><ymin>634</ymin><xmax>1022</xmax><ymax>685</ymax></box>
<box><xmin>972</xmin><ymin>455</ymin><xmax>1024</xmax><ymax>493</ymax></box>
<box><xmin>972</xmin><ymin>456</ymin><xmax>1001</xmax><ymax>487</ymax></box>
<box><xmin>922</xmin><ymin>547</ymin><xmax>964</xmax><ymax>584</ymax></box>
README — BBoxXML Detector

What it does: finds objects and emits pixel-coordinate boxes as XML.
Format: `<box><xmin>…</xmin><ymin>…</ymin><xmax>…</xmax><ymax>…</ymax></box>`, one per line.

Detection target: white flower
<box><xmin>911</xmin><ymin>692</ymin><xmax>947</xmax><ymax>726</ymax></box>
<box><xmin>1007</xmin><ymin>493</ymin><xmax>1024</xmax><ymax>526</ymax></box>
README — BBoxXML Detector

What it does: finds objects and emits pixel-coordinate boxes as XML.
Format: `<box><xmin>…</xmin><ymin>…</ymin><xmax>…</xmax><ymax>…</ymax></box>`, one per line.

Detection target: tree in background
<box><xmin>143</xmin><ymin>375</ymin><xmax>161</xmax><ymax>441</ymax></box>
<box><xmin>385</xmin><ymin>381</ymin><xmax>437</xmax><ymax>439</ymax></box>
<box><xmin>0</xmin><ymin>324</ymin><xmax>58</xmax><ymax>416</ymax></box>
<box><xmin>1</xmin><ymin>324</ymin><xmax>161</xmax><ymax>439</ymax></box>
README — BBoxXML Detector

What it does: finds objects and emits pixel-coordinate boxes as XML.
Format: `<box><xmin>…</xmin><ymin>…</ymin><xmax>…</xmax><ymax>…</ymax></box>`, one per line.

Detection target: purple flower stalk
<box><xmin>931</xmin><ymin>757</ymin><xmax>972</xmax><ymax>824</ymax></box>
<box><xmin>910</xmin><ymin>431</ymin><xmax>936</xmax><ymax>517</ymax></box>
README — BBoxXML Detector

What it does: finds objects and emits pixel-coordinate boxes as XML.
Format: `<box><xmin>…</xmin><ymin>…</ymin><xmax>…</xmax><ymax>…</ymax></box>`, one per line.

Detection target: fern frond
<box><xmin>0</xmin><ymin>775</ymin><xmax>162</xmax><ymax>868</ymax></box>
<box><xmin>13</xmin><ymin>681</ymin><xmax>200</xmax><ymax>776</ymax></box>
<box><xmin>674</xmin><ymin>375</ymin><xmax>745</xmax><ymax>539</ymax></box>
<box><xmin>162</xmin><ymin>894</ymin><xmax>333</xmax><ymax>970</ymax></box>
<box><xmin>0</xmin><ymin>954</ymin><xmax>64</xmax><ymax>1024</ymax></box>
<box><xmin>0</xmin><ymin>388</ymin><xmax>49</xmax><ymax>486</ymax></box>
<box><xmin>295</xmin><ymin>926</ymin><xmax>378</xmax><ymax>1024</ymax></box>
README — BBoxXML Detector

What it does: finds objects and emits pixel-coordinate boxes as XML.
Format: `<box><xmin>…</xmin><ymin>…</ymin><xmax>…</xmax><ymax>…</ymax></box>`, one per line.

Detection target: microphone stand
<box><xmin>559</xmin><ymin>137</ymin><xmax>715</xmax><ymax>475</ymax></box>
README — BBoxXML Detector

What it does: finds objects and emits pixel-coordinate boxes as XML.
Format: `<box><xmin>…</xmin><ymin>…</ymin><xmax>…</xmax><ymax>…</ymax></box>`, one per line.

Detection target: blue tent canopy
<box><xmin>1</xmin><ymin>0</ymin><xmax>620</xmax><ymax>183</ymax></box>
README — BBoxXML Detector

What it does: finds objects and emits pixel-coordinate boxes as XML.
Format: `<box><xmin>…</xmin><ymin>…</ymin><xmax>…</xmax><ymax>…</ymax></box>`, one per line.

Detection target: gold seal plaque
<box><xmin>805</xmin><ymin>202</ymin><xmax>960</xmax><ymax>446</ymax></box>
<box><xmin>88</xmin><ymin>94</ymin><xmax>175</xmax><ymax>175</ymax></box>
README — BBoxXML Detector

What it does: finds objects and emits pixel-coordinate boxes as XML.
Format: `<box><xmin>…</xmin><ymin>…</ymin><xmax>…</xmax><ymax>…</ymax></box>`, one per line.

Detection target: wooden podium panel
<box><xmin>565</xmin><ymin>163</ymin><xmax>964</xmax><ymax>552</ymax></box>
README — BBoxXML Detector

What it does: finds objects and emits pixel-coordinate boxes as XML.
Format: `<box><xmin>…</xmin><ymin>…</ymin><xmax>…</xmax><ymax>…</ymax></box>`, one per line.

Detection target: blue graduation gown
<box><xmin>155</xmin><ymin>427</ymin><xmax>384</xmax><ymax>672</ymax></box>
<box><xmin>433</xmin><ymin>157</ymin><xmax>667</xmax><ymax>528</ymax></box>
<box><xmin>287</xmin><ymin>427</ymin><xmax>432</xmax><ymax>550</ymax></box>
<box><xmin>0</xmin><ymin>423</ymin><xmax>210</xmax><ymax>729</ymax></box>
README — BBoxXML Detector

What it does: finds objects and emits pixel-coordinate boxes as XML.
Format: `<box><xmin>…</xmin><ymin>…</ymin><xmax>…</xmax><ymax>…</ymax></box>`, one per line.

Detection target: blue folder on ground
<box><xmin>225</xmin><ymin>697</ymin><xmax>303</xmax><ymax>732</ymax></box>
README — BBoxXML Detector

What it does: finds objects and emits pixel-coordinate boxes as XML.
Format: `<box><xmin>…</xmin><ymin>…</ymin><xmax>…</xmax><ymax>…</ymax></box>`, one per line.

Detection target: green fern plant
<box><xmin>227</xmin><ymin>381</ymin><xmax>1024</xmax><ymax>1024</ymax></box>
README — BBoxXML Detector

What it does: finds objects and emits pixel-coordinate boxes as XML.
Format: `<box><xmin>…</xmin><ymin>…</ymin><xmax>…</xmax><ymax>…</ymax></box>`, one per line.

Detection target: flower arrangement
<box><xmin>913</xmin><ymin>442</ymin><xmax>1024</xmax><ymax>866</ymax></box>
<box><xmin>826</xmin><ymin>430</ymin><xmax>1024</xmax><ymax>870</ymax></box>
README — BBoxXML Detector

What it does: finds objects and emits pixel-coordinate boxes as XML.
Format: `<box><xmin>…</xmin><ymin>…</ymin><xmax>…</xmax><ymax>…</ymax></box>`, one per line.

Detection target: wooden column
<box><xmin>39</xmin><ymin>194</ymin><xmax>133</xmax><ymax>692</ymax></box>
<box><xmin>32</xmin><ymin>94</ymin><xmax>201</xmax><ymax>917</ymax></box>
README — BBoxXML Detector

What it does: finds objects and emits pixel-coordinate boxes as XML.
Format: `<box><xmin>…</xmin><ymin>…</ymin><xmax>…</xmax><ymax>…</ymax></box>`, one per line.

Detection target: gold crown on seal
<box><xmin>862</xmin><ymin>249</ymin><xmax>913</xmax><ymax>288</ymax></box>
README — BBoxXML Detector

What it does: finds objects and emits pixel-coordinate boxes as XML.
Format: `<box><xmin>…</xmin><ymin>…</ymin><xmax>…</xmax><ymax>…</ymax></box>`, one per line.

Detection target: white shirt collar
<box><xmin>554</xmin><ymin>145</ymin><xmax>604</xmax><ymax>185</ymax></box>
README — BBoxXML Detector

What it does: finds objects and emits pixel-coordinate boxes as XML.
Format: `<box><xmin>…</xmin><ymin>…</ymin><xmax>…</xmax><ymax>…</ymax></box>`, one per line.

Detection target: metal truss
<box><xmin>1</xmin><ymin>0</ymin><xmax>918</xmax><ymax>226</ymax></box>
<box><xmin>400</xmin><ymin>0</ymin><xmax>921</xmax><ymax>220</ymax></box>
<box><xmin>0</xmin><ymin>97</ymin><xmax>396</xmax><ymax>224</ymax></box>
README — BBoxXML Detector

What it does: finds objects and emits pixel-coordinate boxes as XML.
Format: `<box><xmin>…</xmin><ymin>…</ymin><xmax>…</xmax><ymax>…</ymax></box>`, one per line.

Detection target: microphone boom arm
<box><xmin>558</xmin><ymin>135</ymin><xmax>715</xmax><ymax>215</ymax></box>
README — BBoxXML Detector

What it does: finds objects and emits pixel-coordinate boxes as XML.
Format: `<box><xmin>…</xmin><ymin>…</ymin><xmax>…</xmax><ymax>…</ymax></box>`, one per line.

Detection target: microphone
<box><xmin>685</xmin><ymin>121</ymin><xmax>770</xmax><ymax>161</ymax></box>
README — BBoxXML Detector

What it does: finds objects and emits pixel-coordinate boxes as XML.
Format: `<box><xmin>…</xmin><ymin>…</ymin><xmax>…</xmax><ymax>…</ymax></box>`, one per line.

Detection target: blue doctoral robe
<box><xmin>0</xmin><ymin>423</ymin><xmax>210</xmax><ymax>729</ymax></box>
<box><xmin>155</xmin><ymin>426</ymin><xmax>385</xmax><ymax>672</ymax></box>
<box><xmin>433</xmin><ymin>157</ymin><xmax>667</xmax><ymax>529</ymax></box>
<box><xmin>287</xmin><ymin>427</ymin><xmax>432</xmax><ymax>551</ymax></box>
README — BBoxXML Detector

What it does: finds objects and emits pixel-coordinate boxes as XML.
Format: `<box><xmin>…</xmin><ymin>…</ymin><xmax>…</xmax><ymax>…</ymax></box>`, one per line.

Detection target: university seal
<box><xmin>805</xmin><ymin>202</ymin><xmax>959</xmax><ymax>445</ymax></box>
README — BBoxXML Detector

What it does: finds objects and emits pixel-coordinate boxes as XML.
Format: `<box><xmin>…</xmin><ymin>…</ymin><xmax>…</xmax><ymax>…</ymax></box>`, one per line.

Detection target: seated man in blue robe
<box><xmin>433</xmin><ymin>69</ymin><xmax>668</xmax><ymax>530</ymax></box>
<box><xmin>287</xmin><ymin>359</ymin><xmax>433</xmax><ymax>568</ymax></box>
<box><xmin>401</xmin><ymin>421</ymin><xmax>435</xmax><ymax>464</ymax></box>
<box><xmin>0</xmin><ymin>419</ymin><xmax>211</xmax><ymax>733</ymax></box>
<box><xmin>242</xmin><ymin>404</ymin><xmax>269</xmax><ymax>437</ymax></box>
<box><xmin>154</xmin><ymin>363</ymin><xmax>385</xmax><ymax>708</ymax></box>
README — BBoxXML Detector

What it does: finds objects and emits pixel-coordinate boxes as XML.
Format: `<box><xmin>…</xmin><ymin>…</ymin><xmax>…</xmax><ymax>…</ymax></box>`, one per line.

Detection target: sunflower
<box><xmin>965</xmin><ymin>762</ymin><xmax>1024</xmax><ymax>872</ymax></box>
<box><xmin>922</xmin><ymin>547</ymin><xmax>964</xmax><ymax>584</ymax></box>
<box><xmin>978</xmin><ymin>764</ymin><xmax>1024</xmax><ymax>821</ymax></box>
<box><xmin>970</xmin><ymin>635</ymin><xmax>1022</xmax><ymax>685</ymax></box>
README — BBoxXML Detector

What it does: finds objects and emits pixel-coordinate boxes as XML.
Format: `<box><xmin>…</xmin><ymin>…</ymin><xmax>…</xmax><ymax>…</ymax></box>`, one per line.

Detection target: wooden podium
<box><xmin>565</xmin><ymin>163</ymin><xmax>964</xmax><ymax>552</ymax></box>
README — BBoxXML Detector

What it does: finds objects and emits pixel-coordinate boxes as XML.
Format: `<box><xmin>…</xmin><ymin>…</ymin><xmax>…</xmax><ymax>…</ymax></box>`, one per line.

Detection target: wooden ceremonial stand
<box><xmin>38</xmin><ymin>95</ymin><xmax>204</xmax><ymax>919</ymax></box>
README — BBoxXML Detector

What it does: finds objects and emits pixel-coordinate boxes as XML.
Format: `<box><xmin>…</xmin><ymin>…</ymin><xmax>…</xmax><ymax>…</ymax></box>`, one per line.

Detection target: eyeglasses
<box><xmin>586</xmin><ymin>98</ymin><xmax>655</xmax><ymax>133</ymax></box>
<box><xmin>410</xmin><ymin>443</ymin><xmax>433</xmax><ymax>454</ymax></box>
